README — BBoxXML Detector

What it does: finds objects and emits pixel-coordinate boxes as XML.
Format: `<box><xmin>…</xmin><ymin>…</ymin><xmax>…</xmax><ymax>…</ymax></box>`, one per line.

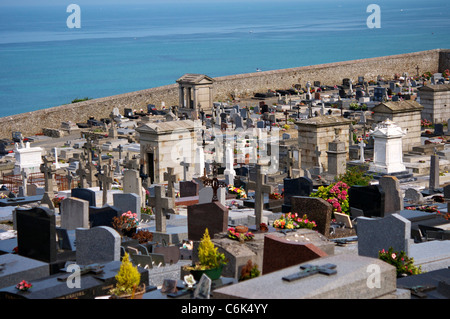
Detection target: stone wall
<box><xmin>0</xmin><ymin>48</ymin><xmax>448</xmax><ymax>139</ymax></box>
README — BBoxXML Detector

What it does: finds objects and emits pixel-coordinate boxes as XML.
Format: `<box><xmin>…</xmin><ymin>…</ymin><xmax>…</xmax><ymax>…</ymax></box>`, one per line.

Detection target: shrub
<box><xmin>378</xmin><ymin>247</ymin><xmax>422</xmax><ymax>277</ymax></box>
<box><xmin>110</xmin><ymin>252</ymin><xmax>141</xmax><ymax>296</ymax></box>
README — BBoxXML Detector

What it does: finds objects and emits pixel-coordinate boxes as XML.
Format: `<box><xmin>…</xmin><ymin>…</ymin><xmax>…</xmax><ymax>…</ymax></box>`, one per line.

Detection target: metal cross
<box><xmin>282</xmin><ymin>263</ymin><xmax>337</xmax><ymax>282</ymax></box>
<box><xmin>202</xmin><ymin>164</ymin><xmax>227</xmax><ymax>202</ymax></box>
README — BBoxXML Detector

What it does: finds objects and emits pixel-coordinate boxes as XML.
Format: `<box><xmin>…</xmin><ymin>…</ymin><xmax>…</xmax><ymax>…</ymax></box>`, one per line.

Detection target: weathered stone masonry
<box><xmin>0</xmin><ymin>49</ymin><xmax>448</xmax><ymax>138</ymax></box>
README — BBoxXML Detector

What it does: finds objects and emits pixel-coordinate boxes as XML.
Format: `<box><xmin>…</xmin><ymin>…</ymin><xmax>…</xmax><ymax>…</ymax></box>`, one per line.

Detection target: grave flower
<box><xmin>228</xmin><ymin>185</ymin><xmax>247</xmax><ymax>199</ymax></box>
<box><xmin>378</xmin><ymin>247</ymin><xmax>422</xmax><ymax>277</ymax></box>
<box><xmin>15</xmin><ymin>280</ymin><xmax>32</xmax><ymax>292</ymax></box>
<box><xmin>273</xmin><ymin>213</ymin><xmax>316</xmax><ymax>230</ymax></box>
<box><xmin>227</xmin><ymin>227</ymin><xmax>255</xmax><ymax>241</ymax></box>
<box><xmin>310</xmin><ymin>181</ymin><xmax>350</xmax><ymax>215</ymax></box>
<box><xmin>112</xmin><ymin>211</ymin><xmax>139</xmax><ymax>237</ymax></box>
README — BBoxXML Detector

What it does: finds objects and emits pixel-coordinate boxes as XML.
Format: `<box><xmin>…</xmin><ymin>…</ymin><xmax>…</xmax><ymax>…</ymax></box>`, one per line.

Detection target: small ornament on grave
<box><xmin>15</xmin><ymin>280</ymin><xmax>32</xmax><ymax>292</ymax></box>
<box><xmin>183</xmin><ymin>274</ymin><xmax>197</xmax><ymax>289</ymax></box>
<box><xmin>259</xmin><ymin>223</ymin><xmax>269</xmax><ymax>232</ymax></box>
<box><xmin>239</xmin><ymin>260</ymin><xmax>261</xmax><ymax>282</ymax></box>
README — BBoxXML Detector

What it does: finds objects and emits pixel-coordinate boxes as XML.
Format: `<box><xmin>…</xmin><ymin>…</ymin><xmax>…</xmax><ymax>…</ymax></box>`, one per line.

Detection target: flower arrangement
<box><xmin>310</xmin><ymin>181</ymin><xmax>350</xmax><ymax>215</ymax></box>
<box><xmin>239</xmin><ymin>260</ymin><xmax>260</xmax><ymax>282</ymax></box>
<box><xmin>16</xmin><ymin>280</ymin><xmax>32</xmax><ymax>292</ymax></box>
<box><xmin>405</xmin><ymin>205</ymin><xmax>440</xmax><ymax>213</ymax></box>
<box><xmin>131</xmin><ymin>230</ymin><xmax>153</xmax><ymax>244</ymax></box>
<box><xmin>141</xmin><ymin>206</ymin><xmax>153</xmax><ymax>215</ymax></box>
<box><xmin>272</xmin><ymin>213</ymin><xmax>317</xmax><ymax>230</ymax></box>
<box><xmin>443</xmin><ymin>69</ymin><xmax>450</xmax><ymax>79</ymax></box>
<box><xmin>0</xmin><ymin>193</ymin><xmax>8</xmax><ymax>199</ymax></box>
<box><xmin>378</xmin><ymin>247</ymin><xmax>422</xmax><ymax>277</ymax></box>
<box><xmin>269</xmin><ymin>192</ymin><xmax>283</xmax><ymax>200</ymax></box>
<box><xmin>52</xmin><ymin>196</ymin><xmax>64</xmax><ymax>208</ymax></box>
<box><xmin>421</xmin><ymin>119</ymin><xmax>433</xmax><ymax>128</ymax></box>
<box><xmin>112</xmin><ymin>211</ymin><xmax>139</xmax><ymax>236</ymax></box>
<box><xmin>228</xmin><ymin>185</ymin><xmax>247</xmax><ymax>199</ymax></box>
<box><xmin>183</xmin><ymin>274</ymin><xmax>196</xmax><ymax>289</ymax></box>
<box><xmin>227</xmin><ymin>227</ymin><xmax>255</xmax><ymax>242</ymax></box>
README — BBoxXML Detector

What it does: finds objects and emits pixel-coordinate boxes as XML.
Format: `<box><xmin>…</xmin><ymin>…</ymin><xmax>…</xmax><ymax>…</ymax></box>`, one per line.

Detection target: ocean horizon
<box><xmin>0</xmin><ymin>0</ymin><xmax>449</xmax><ymax>117</ymax></box>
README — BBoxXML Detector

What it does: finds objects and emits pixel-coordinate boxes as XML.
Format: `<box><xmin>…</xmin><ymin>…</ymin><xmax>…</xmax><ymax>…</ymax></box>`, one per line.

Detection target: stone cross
<box><xmin>358</xmin><ymin>139</ymin><xmax>366</xmax><ymax>163</ymax></box>
<box><xmin>180</xmin><ymin>159</ymin><xmax>190</xmax><ymax>181</ymax></box>
<box><xmin>202</xmin><ymin>165</ymin><xmax>227</xmax><ymax>202</ymax></box>
<box><xmin>40</xmin><ymin>156</ymin><xmax>56</xmax><ymax>193</ymax></box>
<box><xmin>246</xmin><ymin>164</ymin><xmax>273</xmax><ymax>230</ymax></box>
<box><xmin>164</xmin><ymin>167</ymin><xmax>177</xmax><ymax>202</ymax></box>
<box><xmin>282</xmin><ymin>263</ymin><xmax>337</xmax><ymax>282</ymax></box>
<box><xmin>97</xmin><ymin>162</ymin><xmax>114</xmax><ymax>206</ymax></box>
<box><xmin>76</xmin><ymin>153</ymin><xmax>88</xmax><ymax>188</ymax></box>
<box><xmin>314</xmin><ymin>146</ymin><xmax>322</xmax><ymax>171</ymax></box>
<box><xmin>65</xmin><ymin>169</ymin><xmax>73</xmax><ymax>190</ymax></box>
<box><xmin>148</xmin><ymin>185</ymin><xmax>174</xmax><ymax>233</ymax></box>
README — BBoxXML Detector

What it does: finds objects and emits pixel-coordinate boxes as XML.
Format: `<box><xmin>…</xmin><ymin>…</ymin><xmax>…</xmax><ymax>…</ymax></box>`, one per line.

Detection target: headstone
<box><xmin>357</xmin><ymin>214</ymin><xmax>412</xmax><ymax>259</ymax></box>
<box><xmin>16</xmin><ymin>206</ymin><xmax>56</xmax><ymax>263</ymax></box>
<box><xmin>434</xmin><ymin>124</ymin><xmax>444</xmax><ymax>136</ymax></box>
<box><xmin>60</xmin><ymin>197</ymin><xmax>89</xmax><ymax>230</ymax></box>
<box><xmin>198</xmin><ymin>187</ymin><xmax>214</xmax><ymax>204</ymax></box>
<box><xmin>113</xmin><ymin>193</ymin><xmax>141</xmax><ymax>219</ymax></box>
<box><xmin>88</xmin><ymin>205</ymin><xmax>121</xmax><ymax>228</ymax></box>
<box><xmin>262</xmin><ymin>234</ymin><xmax>328</xmax><ymax>275</ymax></box>
<box><xmin>187</xmin><ymin>202</ymin><xmax>228</xmax><ymax>241</ymax></box>
<box><xmin>334</xmin><ymin>212</ymin><xmax>353</xmax><ymax>229</ymax></box>
<box><xmin>429</xmin><ymin>154</ymin><xmax>440</xmax><ymax>191</ymax></box>
<box><xmin>179</xmin><ymin>180</ymin><xmax>199</xmax><ymax>198</ymax></box>
<box><xmin>282</xmin><ymin>177</ymin><xmax>313</xmax><ymax>213</ymax></box>
<box><xmin>290</xmin><ymin>196</ymin><xmax>332</xmax><ymax>236</ymax></box>
<box><xmin>404</xmin><ymin>188</ymin><xmax>424</xmax><ymax>205</ymax></box>
<box><xmin>123</xmin><ymin>169</ymin><xmax>143</xmax><ymax>198</ymax></box>
<box><xmin>71</xmin><ymin>188</ymin><xmax>96</xmax><ymax>207</ymax></box>
<box><xmin>348</xmin><ymin>185</ymin><xmax>385</xmax><ymax>218</ymax></box>
<box><xmin>193</xmin><ymin>274</ymin><xmax>212</xmax><ymax>299</ymax></box>
<box><xmin>379</xmin><ymin>176</ymin><xmax>403</xmax><ymax>214</ymax></box>
<box><xmin>75</xmin><ymin>226</ymin><xmax>121</xmax><ymax>265</ymax></box>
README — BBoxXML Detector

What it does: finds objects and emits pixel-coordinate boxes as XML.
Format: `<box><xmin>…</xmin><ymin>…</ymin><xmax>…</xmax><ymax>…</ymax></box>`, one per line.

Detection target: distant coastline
<box><xmin>0</xmin><ymin>48</ymin><xmax>448</xmax><ymax>139</ymax></box>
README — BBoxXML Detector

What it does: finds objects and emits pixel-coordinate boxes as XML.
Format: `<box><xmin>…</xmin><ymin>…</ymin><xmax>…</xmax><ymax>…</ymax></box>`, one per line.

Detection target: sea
<box><xmin>0</xmin><ymin>0</ymin><xmax>449</xmax><ymax>117</ymax></box>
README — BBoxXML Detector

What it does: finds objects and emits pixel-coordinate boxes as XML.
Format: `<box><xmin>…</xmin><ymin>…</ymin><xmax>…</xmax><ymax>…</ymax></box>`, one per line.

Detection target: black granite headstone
<box><xmin>89</xmin><ymin>205</ymin><xmax>121</xmax><ymax>228</ymax></box>
<box><xmin>179</xmin><ymin>181</ymin><xmax>199</xmax><ymax>198</ymax></box>
<box><xmin>16</xmin><ymin>207</ymin><xmax>57</xmax><ymax>263</ymax></box>
<box><xmin>281</xmin><ymin>177</ymin><xmax>313</xmax><ymax>214</ymax></box>
<box><xmin>348</xmin><ymin>185</ymin><xmax>385</xmax><ymax>218</ymax></box>
<box><xmin>71</xmin><ymin>188</ymin><xmax>96</xmax><ymax>207</ymax></box>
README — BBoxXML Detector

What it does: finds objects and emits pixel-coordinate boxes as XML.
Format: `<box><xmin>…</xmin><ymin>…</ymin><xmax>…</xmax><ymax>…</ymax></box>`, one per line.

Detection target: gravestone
<box><xmin>187</xmin><ymin>201</ymin><xmax>228</xmax><ymax>241</ymax></box>
<box><xmin>404</xmin><ymin>188</ymin><xmax>424</xmax><ymax>205</ymax></box>
<box><xmin>434</xmin><ymin>124</ymin><xmax>444</xmax><ymax>136</ymax></box>
<box><xmin>193</xmin><ymin>274</ymin><xmax>212</xmax><ymax>299</ymax></box>
<box><xmin>113</xmin><ymin>193</ymin><xmax>141</xmax><ymax>220</ymax></box>
<box><xmin>262</xmin><ymin>234</ymin><xmax>328</xmax><ymax>275</ymax></box>
<box><xmin>60</xmin><ymin>197</ymin><xmax>89</xmax><ymax>230</ymax></box>
<box><xmin>213</xmin><ymin>254</ymin><xmax>400</xmax><ymax>299</ymax></box>
<box><xmin>179</xmin><ymin>180</ymin><xmax>199</xmax><ymax>198</ymax></box>
<box><xmin>71</xmin><ymin>188</ymin><xmax>96</xmax><ymax>207</ymax></box>
<box><xmin>76</xmin><ymin>226</ymin><xmax>121</xmax><ymax>265</ymax></box>
<box><xmin>148</xmin><ymin>185</ymin><xmax>174</xmax><ymax>233</ymax></box>
<box><xmin>348</xmin><ymin>185</ymin><xmax>385</xmax><ymax>218</ymax></box>
<box><xmin>357</xmin><ymin>213</ymin><xmax>412</xmax><ymax>258</ymax></box>
<box><xmin>379</xmin><ymin>176</ymin><xmax>403</xmax><ymax>214</ymax></box>
<box><xmin>123</xmin><ymin>169</ymin><xmax>143</xmax><ymax>198</ymax></box>
<box><xmin>290</xmin><ymin>196</ymin><xmax>332</xmax><ymax>236</ymax></box>
<box><xmin>429</xmin><ymin>154</ymin><xmax>440</xmax><ymax>191</ymax></box>
<box><xmin>198</xmin><ymin>187</ymin><xmax>214</xmax><ymax>204</ymax></box>
<box><xmin>88</xmin><ymin>205</ymin><xmax>121</xmax><ymax>228</ymax></box>
<box><xmin>282</xmin><ymin>177</ymin><xmax>313</xmax><ymax>213</ymax></box>
<box><xmin>16</xmin><ymin>206</ymin><xmax>57</xmax><ymax>263</ymax></box>
<box><xmin>334</xmin><ymin>212</ymin><xmax>353</xmax><ymax>229</ymax></box>
<box><xmin>0</xmin><ymin>254</ymin><xmax>49</xmax><ymax>290</ymax></box>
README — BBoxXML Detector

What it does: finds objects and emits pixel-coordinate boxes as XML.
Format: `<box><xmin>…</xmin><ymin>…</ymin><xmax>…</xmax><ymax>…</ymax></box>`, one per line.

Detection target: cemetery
<box><xmin>0</xmin><ymin>70</ymin><xmax>450</xmax><ymax>300</ymax></box>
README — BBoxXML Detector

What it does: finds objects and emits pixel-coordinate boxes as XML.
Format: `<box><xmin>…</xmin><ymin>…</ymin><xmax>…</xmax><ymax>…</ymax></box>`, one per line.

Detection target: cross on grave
<box><xmin>180</xmin><ymin>159</ymin><xmax>190</xmax><ymax>181</ymax></box>
<box><xmin>21</xmin><ymin>169</ymin><xmax>28</xmax><ymax>197</ymax></box>
<box><xmin>76</xmin><ymin>153</ymin><xmax>89</xmax><ymax>188</ymax></box>
<box><xmin>282</xmin><ymin>263</ymin><xmax>337</xmax><ymax>282</ymax></box>
<box><xmin>65</xmin><ymin>169</ymin><xmax>73</xmax><ymax>190</ymax></box>
<box><xmin>117</xmin><ymin>144</ymin><xmax>123</xmax><ymax>161</ymax></box>
<box><xmin>164</xmin><ymin>167</ymin><xmax>177</xmax><ymax>202</ymax></box>
<box><xmin>57</xmin><ymin>264</ymin><xmax>105</xmax><ymax>282</ymax></box>
<box><xmin>286</xmin><ymin>149</ymin><xmax>295</xmax><ymax>178</ymax></box>
<box><xmin>148</xmin><ymin>185</ymin><xmax>174</xmax><ymax>233</ymax></box>
<box><xmin>97</xmin><ymin>162</ymin><xmax>115</xmax><ymax>205</ymax></box>
<box><xmin>246</xmin><ymin>164</ymin><xmax>273</xmax><ymax>230</ymax></box>
<box><xmin>202</xmin><ymin>164</ymin><xmax>227</xmax><ymax>202</ymax></box>
<box><xmin>40</xmin><ymin>156</ymin><xmax>56</xmax><ymax>193</ymax></box>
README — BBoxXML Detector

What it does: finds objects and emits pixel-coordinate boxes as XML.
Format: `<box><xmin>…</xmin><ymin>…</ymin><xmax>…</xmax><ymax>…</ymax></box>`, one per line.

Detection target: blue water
<box><xmin>0</xmin><ymin>0</ymin><xmax>449</xmax><ymax>117</ymax></box>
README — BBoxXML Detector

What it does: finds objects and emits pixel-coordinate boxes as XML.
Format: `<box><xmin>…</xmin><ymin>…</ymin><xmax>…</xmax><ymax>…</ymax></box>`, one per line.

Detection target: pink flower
<box><xmin>391</xmin><ymin>253</ymin><xmax>397</xmax><ymax>259</ymax></box>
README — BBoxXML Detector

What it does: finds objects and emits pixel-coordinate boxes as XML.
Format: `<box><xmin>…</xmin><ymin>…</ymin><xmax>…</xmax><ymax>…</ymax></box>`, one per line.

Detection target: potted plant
<box><xmin>239</xmin><ymin>260</ymin><xmax>260</xmax><ymax>282</ymax></box>
<box><xmin>183</xmin><ymin>228</ymin><xmax>227</xmax><ymax>281</ymax></box>
<box><xmin>109</xmin><ymin>252</ymin><xmax>146</xmax><ymax>299</ymax></box>
<box><xmin>227</xmin><ymin>227</ymin><xmax>254</xmax><ymax>242</ymax></box>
